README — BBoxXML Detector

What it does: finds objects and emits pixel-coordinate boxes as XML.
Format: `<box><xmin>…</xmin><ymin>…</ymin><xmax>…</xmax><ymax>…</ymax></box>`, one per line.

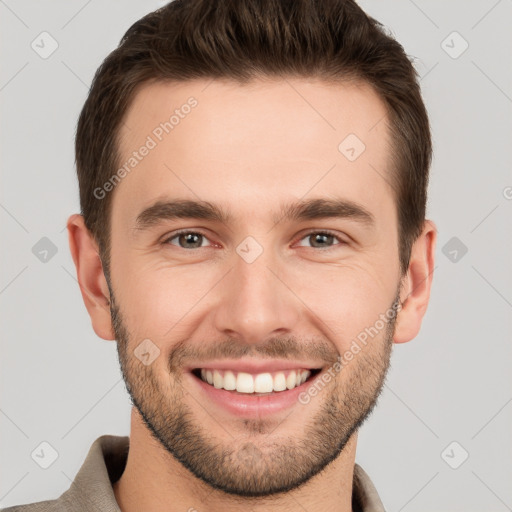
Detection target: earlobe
<box><xmin>67</xmin><ymin>214</ymin><xmax>115</xmax><ymax>341</ymax></box>
<box><xmin>393</xmin><ymin>219</ymin><xmax>437</xmax><ymax>344</ymax></box>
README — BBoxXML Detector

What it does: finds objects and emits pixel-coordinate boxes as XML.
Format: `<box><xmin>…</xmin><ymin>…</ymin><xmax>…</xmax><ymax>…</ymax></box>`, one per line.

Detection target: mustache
<box><xmin>167</xmin><ymin>335</ymin><xmax>339</xmax><ymax>371</ymax></box>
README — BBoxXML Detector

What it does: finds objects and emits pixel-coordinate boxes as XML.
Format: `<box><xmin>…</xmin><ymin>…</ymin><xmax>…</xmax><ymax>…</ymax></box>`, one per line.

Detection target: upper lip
<box><xmin>187</xmin><ymin>359</ymin><xmax>324</xmax><ymax>374</ymax></box>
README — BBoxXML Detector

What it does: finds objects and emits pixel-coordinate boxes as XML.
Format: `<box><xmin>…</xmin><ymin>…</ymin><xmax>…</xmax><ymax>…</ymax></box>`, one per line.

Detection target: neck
<box><xmin>113</xmin><ymin>408</ymin><xmax>357</xmax><ymax>512</ymax></box>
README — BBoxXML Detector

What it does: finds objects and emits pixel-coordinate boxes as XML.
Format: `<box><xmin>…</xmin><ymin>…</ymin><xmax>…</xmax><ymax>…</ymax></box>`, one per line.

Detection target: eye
<box><xmin>161</xmin><ymin>229</ymin><xmax>346</xmax><ymax>251</ymax></box>
<box><xmin>163</xmin><ymin>230</ymin><xmax>212</xmax><ymax>249</ymax></box>
<box><xmin>296</xmin><ymin>230</ymin><xmax>346</xmax><ymax>249</ymax></box>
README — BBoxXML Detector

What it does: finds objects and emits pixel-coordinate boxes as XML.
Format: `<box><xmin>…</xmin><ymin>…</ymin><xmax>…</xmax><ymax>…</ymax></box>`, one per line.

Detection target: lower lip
<box><xmin>187</xmin><ymin>370</ymin><xmax>321</xmax><ymax>418</ymax></box>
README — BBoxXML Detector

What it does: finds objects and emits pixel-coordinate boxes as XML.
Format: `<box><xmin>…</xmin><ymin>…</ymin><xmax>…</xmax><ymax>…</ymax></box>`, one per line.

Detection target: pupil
<box><xmin>181</xmin><ymin>233</ymin><xmax>201</xmax><ymax>248</ymax></box>
<box><xmin>312</xmin><ymin>233</ymin><xmax>332</xmax><ymax>247</ymax></box>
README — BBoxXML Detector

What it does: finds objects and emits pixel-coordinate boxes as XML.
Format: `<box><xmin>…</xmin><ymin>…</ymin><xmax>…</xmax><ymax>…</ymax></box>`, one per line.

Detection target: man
<box><xmin>3</xmin><ymin>0</ymin><xmax>436</xmax><ymax>510</ymax></box>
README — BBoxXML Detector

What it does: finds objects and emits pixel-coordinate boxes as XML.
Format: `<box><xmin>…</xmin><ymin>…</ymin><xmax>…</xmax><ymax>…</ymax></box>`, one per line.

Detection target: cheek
<box><xmin>117</xmin><ymin>262</ymin><xmax>216</xmax><ymax>341</ymax></box>
<box><xmin>289</xmin><ymin>261</ymin><xmax>395</xmax><ymax>350</ymax></box>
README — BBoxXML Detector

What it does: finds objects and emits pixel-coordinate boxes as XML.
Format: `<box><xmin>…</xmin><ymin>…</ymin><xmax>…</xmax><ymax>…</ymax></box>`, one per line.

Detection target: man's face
<box><xmin>108</xmin><ymin>78</ymin><xmax>402</xmax><ymax>496</ymax></box>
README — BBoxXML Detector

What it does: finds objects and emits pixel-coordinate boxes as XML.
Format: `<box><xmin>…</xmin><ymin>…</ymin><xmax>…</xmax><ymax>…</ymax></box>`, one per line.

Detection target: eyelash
<box><xmin>161</xmin><ymin>229</ymin><xmax>347</xmax><ymax>251</ymax></box>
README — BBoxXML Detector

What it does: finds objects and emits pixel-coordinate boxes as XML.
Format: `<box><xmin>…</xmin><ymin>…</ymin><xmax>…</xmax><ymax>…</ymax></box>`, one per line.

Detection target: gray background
<box><xmin>1</xmin><ymin>1</ymin><xmax>511</xmax><ymax>510</ymax></box>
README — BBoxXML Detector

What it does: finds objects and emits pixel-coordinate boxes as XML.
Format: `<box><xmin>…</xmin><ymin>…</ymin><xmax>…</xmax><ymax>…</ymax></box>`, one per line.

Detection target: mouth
<box><xmin>186</xmin><ymin>359</ymin><xmax>328</xmax><ymax>417</ymax></box>
<box><xmin>191</xmin><ymin>367</ymin><xmax>322</xmax><ymax>396</ymax></box>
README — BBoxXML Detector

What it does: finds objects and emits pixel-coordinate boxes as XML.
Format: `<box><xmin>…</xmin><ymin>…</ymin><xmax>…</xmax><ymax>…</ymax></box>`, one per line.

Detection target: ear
<box><xmin>393</xmin><ymin>219</ymin><xmax>437</xmax><ymax>344</ymax></box>
<box><xmin>67</xmin><ymin>214</ymin><xmax>115</xmax><ymax>341</ymax></box>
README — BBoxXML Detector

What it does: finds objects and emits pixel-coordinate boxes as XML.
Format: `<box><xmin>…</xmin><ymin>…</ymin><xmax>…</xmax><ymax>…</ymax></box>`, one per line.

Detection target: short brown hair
<box><xmin>75</xmin><ymin>0</ymin><xmax>432</xmax><ymax>279</ymax></box>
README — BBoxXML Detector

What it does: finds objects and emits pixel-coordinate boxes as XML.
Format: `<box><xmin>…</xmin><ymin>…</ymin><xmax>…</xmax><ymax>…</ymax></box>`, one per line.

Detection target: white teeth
<box><xmin>213</xmin><ymin>370</ymin><xmax>223</xmax><ymax>389</ymax></box>
<box><xmin>286</xmin><ymin>371</ymin><xmax>297</xmax><ymax>390</ymax></box>
<box><xmin>254</xmin><ymin>373</ymin><xmax>274</xmax><ymax>393</ymax></box>
<box><xmin>198</xmin><ymin>369</ymin><xmax>313</xmax><ymax>393</ymax></box>
<box><xmin>273</xmin><ymin>372</ymin><xmax>287</xmax><ymax>391</ymax></box>
<box><xmin>223</xmin><ymin>370</ymin><xmax>236</xmax><ymax>390</ymax></box>
<box><xmin>236</xmin><ymin>372</ymin><xmax>254</xmax><ymax>393</ymax></box>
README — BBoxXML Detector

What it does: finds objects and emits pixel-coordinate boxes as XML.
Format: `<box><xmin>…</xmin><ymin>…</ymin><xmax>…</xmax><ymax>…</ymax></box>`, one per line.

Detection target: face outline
<box><xmin>68</xmin><ymin>77</ymin><xmax>436</xmax><ymax>497</ymax></box>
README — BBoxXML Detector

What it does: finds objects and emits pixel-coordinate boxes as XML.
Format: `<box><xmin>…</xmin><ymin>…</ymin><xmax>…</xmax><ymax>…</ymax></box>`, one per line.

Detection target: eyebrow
<box><xmin>133</xmin><ymin>198</ymin><xmax>375</xmax><ymax>231</ymax></box>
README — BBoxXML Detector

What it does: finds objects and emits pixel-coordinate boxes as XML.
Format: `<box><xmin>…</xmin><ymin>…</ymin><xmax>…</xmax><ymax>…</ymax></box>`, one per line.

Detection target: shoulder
<box><xmin>1</xmin><ymin>490</ymin><xmax>85</xmax><ymax>512</ymax></box>
<box><xmin>1</xmin><ymin>499</ymin><xmax>62</xmax><ymax>512</ymax></box>
<box><xmin>1</xmin><ymin>434</ymin><xmax>129</xmax><ymax>512</ymax></box>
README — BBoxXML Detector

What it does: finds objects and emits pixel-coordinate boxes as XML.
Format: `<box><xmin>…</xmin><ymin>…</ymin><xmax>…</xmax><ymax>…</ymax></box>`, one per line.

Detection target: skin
<box><xmin>68</xmin><ymin>77</ymin><xmax>436</xmax><ymax>512</ymax></box>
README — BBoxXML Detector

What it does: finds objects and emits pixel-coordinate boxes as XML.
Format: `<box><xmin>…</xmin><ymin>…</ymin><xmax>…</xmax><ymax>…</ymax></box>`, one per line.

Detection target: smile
<box><xmin>192</xmin><ymin>368</ymin><xmax>321</xmax><ymax>394</ymax></box>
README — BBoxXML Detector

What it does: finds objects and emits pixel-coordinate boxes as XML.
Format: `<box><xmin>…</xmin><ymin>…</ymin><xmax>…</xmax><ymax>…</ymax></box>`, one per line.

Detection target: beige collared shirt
<box><xmin>2</xmin><ymin>435</ymin><xmax>386</xmax><ymax>511</ymax></box>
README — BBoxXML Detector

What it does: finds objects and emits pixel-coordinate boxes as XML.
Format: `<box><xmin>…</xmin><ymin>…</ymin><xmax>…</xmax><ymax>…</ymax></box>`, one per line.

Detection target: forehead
<box><xmin>114</xmin><ymin>77</ymin><xmax>393</xmax><ymax>227</ymax></box>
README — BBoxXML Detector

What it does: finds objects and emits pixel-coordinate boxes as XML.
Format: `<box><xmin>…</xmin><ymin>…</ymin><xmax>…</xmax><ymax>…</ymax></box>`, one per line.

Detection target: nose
<box><xmin>212</xmin><ymin>248</ymin><xmax>302</xmax><ymax>346</ymax></box>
